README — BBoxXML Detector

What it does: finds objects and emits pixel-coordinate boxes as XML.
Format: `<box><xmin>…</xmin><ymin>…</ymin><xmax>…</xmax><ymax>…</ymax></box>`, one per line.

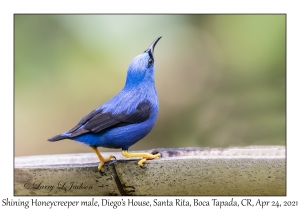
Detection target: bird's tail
<box><xmin>48</xmin><ymin>132</ymin><xmax>71</xmax><ymax>142</ymax></box>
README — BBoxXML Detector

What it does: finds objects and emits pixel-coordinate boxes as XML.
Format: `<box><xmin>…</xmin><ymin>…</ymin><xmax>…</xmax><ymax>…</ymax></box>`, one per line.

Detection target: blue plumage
<box><xmin>48</xmin><ymin>37</ymin><xmax>162</xmax><ymax>170</ymax></box>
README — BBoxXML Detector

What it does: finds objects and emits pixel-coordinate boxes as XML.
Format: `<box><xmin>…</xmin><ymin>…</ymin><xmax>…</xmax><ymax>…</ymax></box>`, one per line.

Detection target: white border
<box><xmin>1</xmin><ymin>0</ymin><xmax>299</xmax><ymax>208</ymax></box>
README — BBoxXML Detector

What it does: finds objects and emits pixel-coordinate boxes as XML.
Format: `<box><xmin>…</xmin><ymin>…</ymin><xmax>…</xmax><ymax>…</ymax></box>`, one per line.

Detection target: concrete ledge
<box><xmin>14</xmin><ymin>146</ymin><xmax>286</xmax><ymax>196</ymax></box>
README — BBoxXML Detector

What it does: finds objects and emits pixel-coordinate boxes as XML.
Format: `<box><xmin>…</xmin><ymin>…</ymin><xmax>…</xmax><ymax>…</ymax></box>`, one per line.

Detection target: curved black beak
<box><xmin>144</xmin><ymin>36</ymin><xmax>162</xmax><ymax>60</ymax></box>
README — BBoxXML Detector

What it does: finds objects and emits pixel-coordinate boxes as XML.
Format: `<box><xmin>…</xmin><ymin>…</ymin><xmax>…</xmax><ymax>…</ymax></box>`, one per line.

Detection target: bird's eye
<box><xmin>148</xmin><ymin>58</ymin><xmax>153</xmax><ymax>67</ymax></box>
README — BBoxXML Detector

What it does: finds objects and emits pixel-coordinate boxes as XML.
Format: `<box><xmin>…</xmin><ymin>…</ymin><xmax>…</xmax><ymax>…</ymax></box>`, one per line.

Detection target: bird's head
<box><xmin>124</xmin><ymin>36</ymin><xmax>162</xmax><ymax>89</ymax></box>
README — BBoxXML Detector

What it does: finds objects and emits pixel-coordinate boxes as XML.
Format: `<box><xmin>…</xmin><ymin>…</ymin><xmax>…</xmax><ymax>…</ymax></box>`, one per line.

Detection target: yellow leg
<box><xmin>121</xmin><ymin>150</ymin><xmax>161</xmax><ymax>167</ymax></box>
<box><xmin>91</xmin><ymin>146</ymin><xmax>115</xmax><ymax>170</ymax></box>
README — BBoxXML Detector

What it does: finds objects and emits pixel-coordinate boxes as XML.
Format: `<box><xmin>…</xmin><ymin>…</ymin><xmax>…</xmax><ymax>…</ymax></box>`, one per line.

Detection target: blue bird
<box><xmin>48</xmin><ymin>36</ymin><xmax>162</xmax><ymax>170</ymax></box>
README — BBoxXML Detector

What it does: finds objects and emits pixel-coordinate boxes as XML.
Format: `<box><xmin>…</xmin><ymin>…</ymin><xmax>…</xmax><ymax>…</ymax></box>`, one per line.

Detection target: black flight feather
<box><xmin>64</xmin><ymin>101</ymin><xmax>151</xmax><ymax>138</ymax></box>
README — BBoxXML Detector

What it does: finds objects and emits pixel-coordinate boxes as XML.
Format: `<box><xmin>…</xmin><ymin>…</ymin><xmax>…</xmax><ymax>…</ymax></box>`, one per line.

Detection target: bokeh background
<box><xmin>15</xmin><ymin>15</ymin><xmax>286</xmax><ymax>157</ymax></box>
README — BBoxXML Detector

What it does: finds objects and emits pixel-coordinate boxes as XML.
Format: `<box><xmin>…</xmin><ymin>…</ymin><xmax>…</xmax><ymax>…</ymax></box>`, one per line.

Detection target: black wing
<box><xmin>68</xmin><ymin>101</ymin><xmax>151</xmax><ymax>137</ymax></box>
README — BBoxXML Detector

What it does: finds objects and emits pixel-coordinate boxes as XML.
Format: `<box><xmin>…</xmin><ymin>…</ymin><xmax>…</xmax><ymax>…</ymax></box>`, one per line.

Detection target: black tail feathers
<box><xmin>48</xmin><ymin>134</ymin><xmax>68</xmax><ymax>142</ymax></box>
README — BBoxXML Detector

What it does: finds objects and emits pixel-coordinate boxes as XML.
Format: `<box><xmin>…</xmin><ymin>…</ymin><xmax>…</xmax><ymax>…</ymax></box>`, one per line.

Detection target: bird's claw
<box><xmin>151</xmin><ymin>150</ymin><xmax>162</xmax><ymax>157</ymax></box>
<box><xmin>140</xmin><ymin>165</ymin><xmax>147</xmax><ymax>169</ymax></box>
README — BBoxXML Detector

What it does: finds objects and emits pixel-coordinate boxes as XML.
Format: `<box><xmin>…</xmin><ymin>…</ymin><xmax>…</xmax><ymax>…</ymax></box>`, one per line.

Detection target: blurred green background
<box><xmin>15</xmin><ymin>15</ymin><xmax>285</xmax><ymax>157</ymax></box>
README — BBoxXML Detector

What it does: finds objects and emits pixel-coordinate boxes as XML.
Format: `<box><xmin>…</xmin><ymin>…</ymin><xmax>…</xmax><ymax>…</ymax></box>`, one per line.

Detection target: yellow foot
<box><xmin>91</xmin><ymin>146</ymin><xmax>115</xmax><ymax>170</ymax></box>
<box><xmin>122</xmin><ymin>150</ymin><xmax>161</xmax><ymax>167</ymax></box>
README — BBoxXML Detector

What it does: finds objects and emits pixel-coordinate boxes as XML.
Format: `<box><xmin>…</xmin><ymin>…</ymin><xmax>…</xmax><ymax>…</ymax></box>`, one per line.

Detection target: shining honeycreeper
<box><xmin>48</xmin><ymin>36</ymin><xmax>162</xmax><ymax>170</ymax></box>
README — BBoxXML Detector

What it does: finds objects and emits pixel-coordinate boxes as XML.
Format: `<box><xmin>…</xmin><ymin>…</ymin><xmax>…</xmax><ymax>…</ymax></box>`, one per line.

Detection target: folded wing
<box><xmin>68</xmin><ymin>101</ymin><xmax>151</xmax><ymax>137</ymax></box>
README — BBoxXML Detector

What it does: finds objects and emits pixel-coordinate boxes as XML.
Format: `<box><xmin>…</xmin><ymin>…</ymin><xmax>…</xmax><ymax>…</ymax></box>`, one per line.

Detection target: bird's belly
<box><xmin>73</xmin><ymin>120</ymin><xmax>155</xmax><ymax>150</ymax></box>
